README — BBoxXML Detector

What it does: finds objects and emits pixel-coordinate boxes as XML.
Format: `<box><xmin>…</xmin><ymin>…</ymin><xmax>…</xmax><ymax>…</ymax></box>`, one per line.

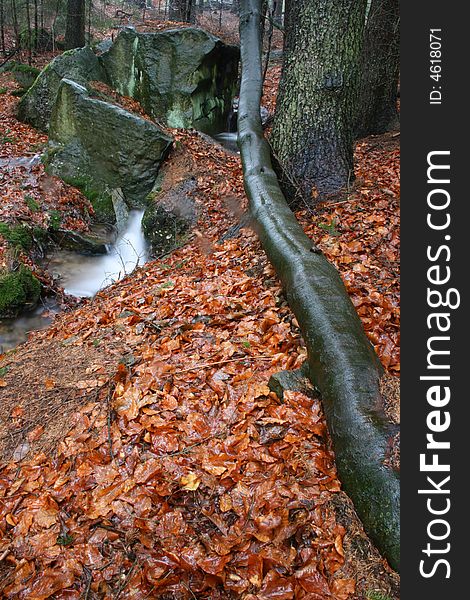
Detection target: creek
<box><xmin>0</xmin><ymin>210</ymin><xmax>148</xmax><ymax>352</ymax></box>
<box><xmin>0</xmin><ymin>131</ymin><xmax>238</xmax><ymax>353</ymax></box>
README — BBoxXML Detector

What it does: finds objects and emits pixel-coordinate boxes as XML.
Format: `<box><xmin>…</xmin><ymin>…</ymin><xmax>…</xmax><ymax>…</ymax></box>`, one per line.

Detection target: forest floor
<box><xmin>0</xmin><ymin>28</ymin><xmax>399</xmax><ymax>600</ymax></box>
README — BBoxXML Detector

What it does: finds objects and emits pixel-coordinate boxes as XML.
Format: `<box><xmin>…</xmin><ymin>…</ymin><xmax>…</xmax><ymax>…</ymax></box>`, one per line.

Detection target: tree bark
<box><xmin>169</xmin><ymin>0</ymin><xmax>196</xmax><ymax>22</ymax></box>
<box><xmin>270</xmin><ymin>0</ymin><xmax>366</xmax><ymax>202</ymax></box>
<box><xmin>65</xmin><ymin>0</ymin><xmax>86</xmax><ymax>49</ymax></box>
<box><xmin>238</xmin><ymin>0</ymin><xmax>399</xmax><ymax>571</ymax></box>
<box><xmin>355</xmin><ymin>0</ymin><xmax>400</xmax><ymax>138</ymax></box>
<box><xmin>273</xmin><ymin>0</ymin><xmax>283</xmax><ymax>26</ymax></box>
<box><xmin>0</xmin><ymin>0</ymin><xmax>4</xmax><ymax>54</ymax></box>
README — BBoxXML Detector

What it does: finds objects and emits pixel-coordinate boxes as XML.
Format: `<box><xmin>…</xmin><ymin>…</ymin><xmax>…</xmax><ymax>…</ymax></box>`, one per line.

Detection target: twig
<box><xmin>106</xmin><ymin>386</ymin><xmax>116</xmax><ymax>463</ymax></box>
<box><xmin>153</xmin><ymin>429</ymin><xmax>227</xmax><ymax>460</ymax></box>
<box><xmin>0</xmin><ymin>48</ymin><xmax>18</xmax><ymax>68</ymax></box>
<box><xmin>172</xmin><ymin>355</ymin><xmax>272</xmax><ymax>375</ymax></box>
<box><xmin>181</xmin><ymin>580</ymin><xmax>198</xmax><ymax>600</ymax></box>
<box><xmin>114</xmin><ymin>558</ymin><xmax>139</xmax><ymax>600</ymax></box>
<box><xmin>80</xmin><ymin>566</ymin><xmax>92</xmax><ymax>600</ymax></box>
<box><xmin>0</xmin><ymin>546</ymin><xmax>11</xmax><ymax>562</ymax></box>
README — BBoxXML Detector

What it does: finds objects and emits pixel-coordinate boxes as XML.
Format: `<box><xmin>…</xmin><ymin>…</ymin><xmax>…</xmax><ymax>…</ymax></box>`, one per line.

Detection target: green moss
<box><xmin>25</xmin><ymin>195</ymin><xmax>40</xmax><ymax>212</ymax></box>
<box><xmin>366</xmin><ymin>593</ymin><xmax>393</xmax><ymax>600</ymax></box>
<box><xmin>47</xmin><ymin>210</ymin><xmax>62</xmax><ymax>230</ymax></box>
<box><xmin>0</xmin><ymin>129</ymin><xmax>16</xmax><ymax>144</ymax></box>
<box><xmin>0</xmin><ymin>265</ymin><xmax>41</xmax><ymax>318</ymax></box>
<box><xmin>0</xmin><ymin>222</ymin><xmax>33</xmax><ymax>250</ymax></box>
<box><xmin>9</xmin><ymin>62</ymin><xmax>40</xmax><ymax>76</ymax></box>
<box><xmin>61</xmin><ymin>175</ymin><xmax>115</xmax><ymax>224</ymax></box>
<box><xmin>0</xmin><ymin>87</ymin><xmax>7</xmax><ymax>95</ymax></box>
<box><xmin>9</xmin><ymin>62</ymin><xmax>41</xmax><ymax>92</ymax></box>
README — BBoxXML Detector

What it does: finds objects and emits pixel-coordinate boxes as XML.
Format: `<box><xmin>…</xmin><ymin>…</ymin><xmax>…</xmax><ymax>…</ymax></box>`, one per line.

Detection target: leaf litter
<box><xmin>0</xmin><ymin>64</ymin><xmax>399</xmax><ymax>598</ymax></box>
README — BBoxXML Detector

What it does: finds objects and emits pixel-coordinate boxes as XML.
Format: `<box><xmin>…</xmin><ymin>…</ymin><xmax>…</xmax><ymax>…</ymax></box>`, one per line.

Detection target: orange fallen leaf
<box><xmin>180</xmin><ymin>472</ymin><xmax>200</xmax><ymax>491</ymax></box>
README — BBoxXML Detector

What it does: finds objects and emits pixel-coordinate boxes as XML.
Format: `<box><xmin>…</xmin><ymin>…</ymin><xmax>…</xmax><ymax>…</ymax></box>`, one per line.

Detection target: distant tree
<box><xmin>65</xmin><ymin>0</ymin><xmax>85</xmax><ymax>49</ymax></box>
<box><xmin>169</xmin><ymin>0</ymin><xmax>196</xmax><ymax>22</ymax></box>
<box><xmin>0</xmin><ymin>0</ymin><xmax>5</xmax><ymax>53</ymax></box>
<box><xmin>270</xmin><ymin>0</ymin><xmax>367</xmax><ymax>202</ymax></box>
<box><xmin>355</xmin><ymin>0</ymin><xmax>400</xmax><ymax>138</ymax></box>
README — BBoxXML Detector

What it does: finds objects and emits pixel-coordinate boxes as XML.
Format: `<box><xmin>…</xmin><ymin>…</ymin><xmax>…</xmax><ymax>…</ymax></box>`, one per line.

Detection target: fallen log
<box><xmin>238</xmin><ymin>0</ymin><xmax>400</xmax><ymax>571</ymax></box>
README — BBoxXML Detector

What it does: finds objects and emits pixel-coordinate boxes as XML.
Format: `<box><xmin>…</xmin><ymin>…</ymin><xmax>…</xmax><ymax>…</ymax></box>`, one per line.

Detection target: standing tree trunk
<box><xmin>270</xmin><ymin>0</ymin><xmax>366</xmax><ymax>203</ymax></box>
<box><xmin>169</xmin><ymin>0</ymin><xmax>196</xmax><ymax>22</ymax></box>
<box><xmin>0</xmin><ymin>0</ymin><xmax>5</xmax><ymax>54</ymax></box>
<box><xmin>34</xmin><ymin>0</ymin><xmax>38</xmax><ymax>49</ymax></box>
<box><xmin>11</xmin><ymin>0</ymin><xmax>19</xmax><ymax>48</ymax></box>
<box><xmin>25</xmin><ymin>0</ymin><xmax>32</xmax><ymax>63</ymax></box>
<box><xmin>272</xmin><ymin>0</ymin><xmax>282</xmax><ymax>26</ymax></box>
<box><xmin>355</xmin><ymin>0</ymin><xmax>400</xmax><ymax>138</ymax></box>
<box><xmin>65</xmin><ymin>0</ymin><xmax>86</xmax><ymax>49</ymax></box>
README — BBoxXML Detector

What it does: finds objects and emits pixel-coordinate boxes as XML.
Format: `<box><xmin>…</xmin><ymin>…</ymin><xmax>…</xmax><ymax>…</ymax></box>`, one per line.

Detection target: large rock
<box><xmin>100</xmin><ymin>27</ymin><xmax>239</xmax><ymax>133</ymax></box>
<box><xmin>44</xmin><ymin>79</ymin><xmax>173</xmax><ymax>220</ymax></box>
<box><xmin>17</xmin><ymin>47</ymin><xmax>106</xmax><ymax>132</ymax></box>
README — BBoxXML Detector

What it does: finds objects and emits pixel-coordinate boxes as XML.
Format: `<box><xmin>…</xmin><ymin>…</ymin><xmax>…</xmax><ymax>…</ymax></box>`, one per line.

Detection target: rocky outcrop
<box><xmin>100</xmin><ymin>27</ymin><xmax>239</xmax><ymax>133</ymax></box>
<box><xmin>44</xmin><ymin>80</ymin><xmax>173</xmax><ymax>223</ymax></box>
<box><xmin>17</xmin><ymin>28</ymin><xmax>239</xmax><ymax>136</ymax></box>
<box><xmin>17</xmin><ymin>47</ymin><xmax>106</xmax><ymax>132</ymax></box>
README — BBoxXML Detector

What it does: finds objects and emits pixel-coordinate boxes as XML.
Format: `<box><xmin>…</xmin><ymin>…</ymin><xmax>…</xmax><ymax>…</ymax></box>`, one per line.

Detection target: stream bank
<box><xmin>0</xmin><ymin>130</ymin><xmax>239</xmax><ymax>352</ymax></box>
<box><xmin>0</xmin><ymin>127</ymin><xmax>400</xmax><ymax>599</ymax></box>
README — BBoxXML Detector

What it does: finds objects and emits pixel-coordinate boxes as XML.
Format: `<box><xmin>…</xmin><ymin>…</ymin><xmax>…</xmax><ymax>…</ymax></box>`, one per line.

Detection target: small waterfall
<box><xmin>213</xmin><ymin>132</ymin><xmax>239</xmax><ymax>154</ymax></box>
<box><xmin>53</xmin><ymin>210</ymin><xmax>148</xmax><ymax>298</ymax></box>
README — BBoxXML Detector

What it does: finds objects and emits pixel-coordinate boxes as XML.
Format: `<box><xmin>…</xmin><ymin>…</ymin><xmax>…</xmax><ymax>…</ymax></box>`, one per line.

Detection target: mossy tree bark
<box><xmin>65</xmin><ymin>0</ymin><xmax>85</xmax><ymax>49</ymax></box>
<box><xmin>355</xmin><ymin>0</ymin><xmax>400</xmax><ymax>138</ymax></box>
<box><xmin>270</xmin><ymin>0</ymin><xmax>366</xmax><ymax>202</ymax></box>
<box><xmin>238</xmin><ymin>0</ymin><xmax>399</xmax><ymax>570</ymax></box>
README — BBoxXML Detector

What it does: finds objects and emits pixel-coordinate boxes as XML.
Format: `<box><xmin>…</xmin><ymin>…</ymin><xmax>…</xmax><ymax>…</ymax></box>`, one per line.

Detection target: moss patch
<box><xmin>60</xmin><ymin>175</ymin><xmax>116</xmax><ymax>225</ymax></box>
<box><xmin>0</xmin><ymin>265</ymin><xmax>41</xmax><ymax>318</ymax></box>
<box><xmin>0</xmin><ymin>222</ymin><xmax>33</xmax><ymax>251</ymax></box>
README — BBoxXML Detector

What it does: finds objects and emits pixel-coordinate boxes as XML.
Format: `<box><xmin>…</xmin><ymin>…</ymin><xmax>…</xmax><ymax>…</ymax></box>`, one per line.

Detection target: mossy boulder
<box><xmin>100</xmin><ymin>27</ymin><xmax>239</xmax><ymax>133</ymax></box>
<box><xmin>44</xmin><ymin>79</ymin><xmax>173</xmax><ymax>219</ymax></box>
<box><xmin>17</xmin><ymin>47</ymin><xmax>106</xmax><ymax>132</ymax></box>
<box><xmin>0</xmin><ymin>265</ymin><xmax>41</xmax><ymax>318</ymax></box>
<box><xmin>7</xmin><ymin>63</ymin><xmax>41</xmax><ymax>92</ymax></box>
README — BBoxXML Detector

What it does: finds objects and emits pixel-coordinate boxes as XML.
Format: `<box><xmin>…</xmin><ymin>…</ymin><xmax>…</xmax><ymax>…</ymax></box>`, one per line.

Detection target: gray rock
<box><xmin>94</xmin><ymin>39</ymin><xmax>113</xmax><ymax>55</ymax></box>
<box><xmin>100</xmin><ymin>27</ymin><xmax>239</xmax><ymax>133</ymax></box>
<box><xmin>268</xmin><ymin>363</ymin><xmax>318</xmax><ymax>401</ymax></box>
<box><xmin>50</xmin><ymin>228</ymin><xmax>111</xmax><ymax>255</ymax></box>
<box><xmin>142</xmin><ymin>178</ymin><xmax>197</xmax><ymax>257</ymax></box>
<box><xmin>17</xmin><ymin>47</ymin><xmax>106</xmax><ymax>132</ymax></box>
<box><xmin>44</xmin><ymin>79</ymin><xmax>173</xmax><ymax>217</ymax></box>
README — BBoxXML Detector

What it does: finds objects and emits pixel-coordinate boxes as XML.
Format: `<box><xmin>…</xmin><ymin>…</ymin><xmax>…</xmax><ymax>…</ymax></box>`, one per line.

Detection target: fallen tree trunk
<box><xmin>238</xmin><ymin>0</ymin><xmax>400</xmax><ymax>571</ymax></box>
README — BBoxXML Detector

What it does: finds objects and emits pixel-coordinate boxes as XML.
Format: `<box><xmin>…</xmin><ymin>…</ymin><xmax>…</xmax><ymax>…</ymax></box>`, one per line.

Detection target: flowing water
<box><xmin>48</xmin><ymin>210</ymin><xmax>148</xmax><ymax>298</ymax></box>
<box><xmin>0</xmin><ymin>211</ymin><xmax>148</xmax><ymax>352</ymax></box>
<box><xmin>0</xmin><ymin>299</ymin><xmax>60</xmax><ymax>354</ymax></box>
<box><xmin>1</xmin><ymin>130</ymin><xmax>237</xmax><ymax>352</ymax></box>
<box><xmin>213</xmin><ymin>132</ymin><xmax>239</xmax><ymax>154</ymax></box>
